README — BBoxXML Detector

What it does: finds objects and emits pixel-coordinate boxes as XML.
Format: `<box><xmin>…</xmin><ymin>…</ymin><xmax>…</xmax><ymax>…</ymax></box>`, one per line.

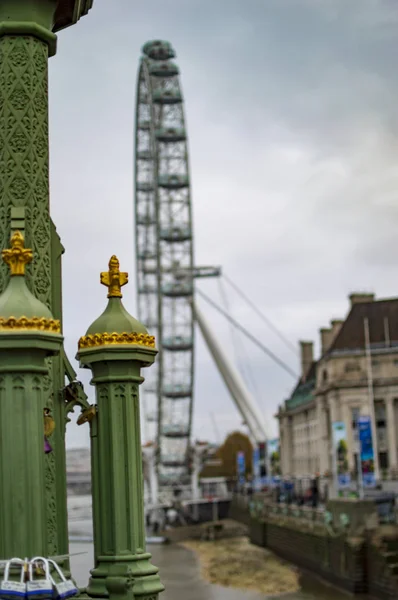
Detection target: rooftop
<box><xmin>280</xmin><ymin>295</ymin><xmax>398</xmax><ymax>414</ymax></box>
<box><xmin>284</xmin><ymin>361</ymin><xmax>316</xmax><ymax>411</ymax></box>
<box><xmin>328</xmin><ymin>297</ymin><xmax>398</xmax><ymax>354</ymax></box>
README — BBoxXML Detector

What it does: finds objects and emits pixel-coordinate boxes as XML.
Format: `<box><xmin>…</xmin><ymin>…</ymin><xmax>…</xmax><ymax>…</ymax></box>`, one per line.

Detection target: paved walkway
<box><xmin>69</xmin><ymin>542</ymin><xmax>350</xmax><ymax>600</ymax></box>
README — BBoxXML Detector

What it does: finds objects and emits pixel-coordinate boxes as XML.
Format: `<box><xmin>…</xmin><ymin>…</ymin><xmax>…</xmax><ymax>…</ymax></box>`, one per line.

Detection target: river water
<box><xmin>68</xmin><ymin>496</ymin><xmax>352</xmax><ymax>600</ymax></box>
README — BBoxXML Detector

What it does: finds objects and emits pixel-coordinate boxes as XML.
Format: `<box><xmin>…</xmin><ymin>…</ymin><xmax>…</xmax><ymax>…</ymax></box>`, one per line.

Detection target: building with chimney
<box><xmin>277</xmin><ymin>293</ymin><xmax>398</xmax><ymax>480</ymax></box>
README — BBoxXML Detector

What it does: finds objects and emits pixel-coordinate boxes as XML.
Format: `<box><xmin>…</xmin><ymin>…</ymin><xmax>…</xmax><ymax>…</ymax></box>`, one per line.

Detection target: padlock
<box><xmin>0</xmin><ymin>558</ymin><xmax>26</xmax><ymax>599</ymax></box>
<box><xmin>26</xmin><ymin>558</ymin><xmax>52</xmax><ymax>599</ymax></box>
<box><xmin>47</xmin><ymin>561</ymin><xmax>78</xmax><ymax>600</ymax></box>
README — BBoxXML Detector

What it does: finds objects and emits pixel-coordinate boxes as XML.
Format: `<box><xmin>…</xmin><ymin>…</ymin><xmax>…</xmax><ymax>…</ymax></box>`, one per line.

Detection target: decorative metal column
<box><xmin>0</xmin><ymin>0</ymin><xmax>94</xmax><ymax>559</ymax></box>
<box><xmin>0</xmin><ymin>230</ymin><xmax>63</xmax><ymax>558</ymax></box>
<box><xmin>77</xmin><ymin>256</ymin><xmax>164</xmax><ymax>600</ymax></box>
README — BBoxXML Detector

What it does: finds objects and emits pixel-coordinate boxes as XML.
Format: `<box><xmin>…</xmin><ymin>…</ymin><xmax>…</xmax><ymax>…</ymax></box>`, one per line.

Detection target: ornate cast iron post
<box><xmin>0</xmin><ymin>230</ymin><xmax>63</xmax><ymax>557</ymax></box>
<box><xmin>77</xmin><ymin>256</ymin><xmax>164</xmax><ymax>600</ymax></box>
<box><xmin>0</xmin><ymin>0</ymin><xmax>94</xmax><ymax>559</ymax></box>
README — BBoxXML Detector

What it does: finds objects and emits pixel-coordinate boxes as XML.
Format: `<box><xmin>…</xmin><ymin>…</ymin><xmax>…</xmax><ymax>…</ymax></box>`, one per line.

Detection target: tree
<box><xmin>200</xmin><ymin>431</ymin><xmax>253</xmax><ymax>479</ymax></box>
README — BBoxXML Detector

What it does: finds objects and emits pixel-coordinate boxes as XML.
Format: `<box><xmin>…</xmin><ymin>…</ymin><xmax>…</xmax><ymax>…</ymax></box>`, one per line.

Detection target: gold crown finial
<box><xmin>2</xmin><ymin>231</ymin><xmax>33</xmax><ymax>276</ymax></box>
<box><xmin>100</xmin><ymin>255</ymin><xmax>128</xmax><ymax>298</ymax></box>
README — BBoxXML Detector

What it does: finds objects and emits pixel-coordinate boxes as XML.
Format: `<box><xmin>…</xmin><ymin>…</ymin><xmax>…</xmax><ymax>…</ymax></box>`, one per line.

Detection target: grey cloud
<box><xmin>45</xmin><ymin>0</ymin><xmax>398</xmax><ymax>447</ymax></box>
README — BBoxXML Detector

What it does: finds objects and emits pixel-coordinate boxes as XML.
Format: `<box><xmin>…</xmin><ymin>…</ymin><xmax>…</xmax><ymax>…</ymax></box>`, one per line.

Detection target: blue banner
<box><xmin>358</xmin><ymin>416</ymin><xmax>376</xmax><ymax>487</ymax></box>
<box><xmin>332</xmin><ymin>422</ymin><xmax>351</xmax><ymax>488</ymax></box>
<box><xmin>252</xmin><ymin>447</ymin><xmax>261</xmax><ymax>490</ymax></box>
<box><xmin>236</xmin><ymin>451</ymin><xmax>246</xmax><ymax>484</ymax></box>
<box><xmin>267</xmin><ymin>438</ymin><xmax>281</xmax><ymax>477</ymax></box>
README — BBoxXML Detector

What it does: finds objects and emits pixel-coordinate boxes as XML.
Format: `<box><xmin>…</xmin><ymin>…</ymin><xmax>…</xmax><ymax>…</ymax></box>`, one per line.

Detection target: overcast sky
<box><xmin>48</xmin><ymin>0</ymin><xmax>398</xmax><ymax>448</ymax></box>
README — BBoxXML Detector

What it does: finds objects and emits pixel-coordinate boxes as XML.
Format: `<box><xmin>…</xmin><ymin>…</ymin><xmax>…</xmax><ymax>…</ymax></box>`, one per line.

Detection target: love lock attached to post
<box><xmin>47</xmin><ymin>560</ymin><xmax>78</xmax><ymax>600</ymax></box>
<box><xmin>27</xmin><ymin>558</ymin><xmax>53</xmax><ymax>599</ymax></box>
<box><xmin>0</xmin><ymin>558</ymin><xmax>26</xmax><ymax>599</ymax></box>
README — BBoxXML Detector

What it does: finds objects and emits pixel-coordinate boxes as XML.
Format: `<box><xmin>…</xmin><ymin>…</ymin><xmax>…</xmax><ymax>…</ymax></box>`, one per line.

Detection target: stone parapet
<box><xmin>244</xmin><ymin>504</ymin><xmax>398</xmax><ymax>598</ymax></box>
<box><xmin>327</xmin><ymin>498</ymin><xmax>379</xmax><ymax>536</ymax></box>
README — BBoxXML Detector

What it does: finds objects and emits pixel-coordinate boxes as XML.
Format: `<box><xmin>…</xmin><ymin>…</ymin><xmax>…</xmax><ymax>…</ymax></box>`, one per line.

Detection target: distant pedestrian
<box><xmin>284</xmin><ymin>479</ymin><xmax>294</xmax><ymax>504</ymax></box>
<box><xmin>247</xmin><ymin>480</ymin><xmax>253</xmax><ymax>498</ymax></box>
<box><xmin>166</xmin><ymin>507</ymin><xmax>178</xmax><ymax>525</ymax></box>
<box><xmin>311</xmin><ymin>475</ymin><xmax>319</xmax><ymax>508</ymax></box>
<box><xmin>149</xmin><ymin>508</ymin><xmax>161</xmax><ymax>535</ymax></box>
<box><xmin>274</xmin><ymin>482</ymin><xmax>280</xmax><ymax>503</ymax></box>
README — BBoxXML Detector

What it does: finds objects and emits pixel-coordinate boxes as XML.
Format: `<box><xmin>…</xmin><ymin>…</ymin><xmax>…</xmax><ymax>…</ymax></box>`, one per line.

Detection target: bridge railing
<box><xmin>246</xmin><ymin>495</ymin><xmax>324</xmax><ymax>526</ymax></box>
<box><xmin>245</xmin><ymin>493</ymin><xmax>398</xmax><ymax>532</ymax></box>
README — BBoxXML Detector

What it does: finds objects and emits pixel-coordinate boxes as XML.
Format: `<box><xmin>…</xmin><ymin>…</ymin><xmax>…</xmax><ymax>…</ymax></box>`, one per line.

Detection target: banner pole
<box><xmin>364</xmin><ymin>317</ymin><xmax>380</xmax><ymax>482</ymax></box>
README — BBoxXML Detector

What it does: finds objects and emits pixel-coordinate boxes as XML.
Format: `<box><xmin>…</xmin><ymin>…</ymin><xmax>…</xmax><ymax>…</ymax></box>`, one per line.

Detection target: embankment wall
<box><xmin>230</xmin><ymin>498</ymin><xmax>398</xmax><ymax>599</ymax></box>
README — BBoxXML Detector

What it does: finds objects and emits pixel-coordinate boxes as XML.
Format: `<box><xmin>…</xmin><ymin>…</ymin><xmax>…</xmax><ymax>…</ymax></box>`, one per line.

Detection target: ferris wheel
<box><xmin>134</xmin><ymin>40</ymin><xmax>195</xmax><ymax>487</ymax></box>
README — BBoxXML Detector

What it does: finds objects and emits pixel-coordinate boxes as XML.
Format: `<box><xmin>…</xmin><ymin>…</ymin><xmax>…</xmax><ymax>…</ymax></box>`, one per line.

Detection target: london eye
<box><xmin>134</xmin><ymin>40</ymin><xmax>194</xmax><ymax>488</ymax></box>
<box><xmin>134</xmin><ymin>42</ymin><xmax>293</xmax><ymax>505</ymax></box>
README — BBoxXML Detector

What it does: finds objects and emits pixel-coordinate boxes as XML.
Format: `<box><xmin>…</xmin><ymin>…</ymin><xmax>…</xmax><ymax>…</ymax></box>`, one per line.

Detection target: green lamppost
<box><xmin>0</xmin><ymin>230</ymin><xmax>63</xmax><ymax>558</ymax></box>
<box><xmin>76</xmin><ymin>256</ymin><xmax>164</xmax><ymax>600</ymax></box>
<box><xmin>0</xmin><ymin>0</ymin><xmax>94</xmax><ymax>559</ymax></box>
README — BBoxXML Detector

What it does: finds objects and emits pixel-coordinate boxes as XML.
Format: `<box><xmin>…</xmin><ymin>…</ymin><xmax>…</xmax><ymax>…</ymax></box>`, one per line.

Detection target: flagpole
<box><xmin>364</xmin><ymin>317</ymin><xmax>380</xmax><ymax>483</ymax></box>
<box><xmin>356</xmin><ymin>415</ymin><xmax>364</xmax><ymax>499</ymax></box>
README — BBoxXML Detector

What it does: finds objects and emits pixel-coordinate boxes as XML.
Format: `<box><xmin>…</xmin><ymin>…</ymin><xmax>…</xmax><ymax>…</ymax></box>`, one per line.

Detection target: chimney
<box><xmin>320</xmin><ymin>328</ymin><xmax>334</xmax><ymax>355</ymax></box>
<box><xmin>349</xmin><ymin>293</ymin><xmax>375</xmax><ymax>308</ymax></box>
<box><xmin>300</xmin><ymin>341</ymin><xmax>313</xmax><ymax>380</ymax></box>
<box><xmin>330</xmin><ymin>319</ymin><xmax>344</xmax><ymax>339</ymax></box>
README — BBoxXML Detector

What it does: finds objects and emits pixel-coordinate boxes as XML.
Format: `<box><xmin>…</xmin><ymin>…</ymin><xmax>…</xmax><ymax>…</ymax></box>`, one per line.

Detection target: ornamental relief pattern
<box><xmin>0</xmin><ymin>36</ymin><xmax>51</xmax><ymax>308</ymax></box>
<box><xmin>114</xmin><ymin>384</ymin><xmax>127</xmax><ymax>402</ymax></box>
<box><xmin>43</xmin><ymin>357</ymin><xmax>58</xmax><ymax>555</ymax></box>
<box><xmin>97</xmin><ymin>385</ymin><xmax>109</xmax><ymax>403</ymax></box>
<box><xmin>132</xmin><ymin>384</ymin><xmax>139</xmax><ymax>403</ymax></box>
<box><xmin>0</xmin><ymin>35</ymin><xmax>57</xmax><ymax>553</ymax></box>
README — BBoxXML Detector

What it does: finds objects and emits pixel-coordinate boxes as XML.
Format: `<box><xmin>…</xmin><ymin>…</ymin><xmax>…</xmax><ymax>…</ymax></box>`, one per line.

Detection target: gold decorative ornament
<box><xmin>0</xmin><ymin>316</ymin><xmax>61</xmax><ymax>333</ymax></box>
<box><xmin>100</xmin><ymin>255</ymin><xmax>128</xmax><ymax>298</ymax></box>
<box><xmin>44</xmin><ymin>408</ymin><xmax>55</xmax><ymax>438</ymax></box>
<box><xmin>2</xmin><ymin>230</ymin><xmax>33</xmax><ymax>276</ymax></box>
<box><xmin>78</xmin><ymin>331</ymin><xmax>155</xmax><ymax>350</ymax></box>
<box><xmin>77</xmin><ymin>405</ymin><xmax>96</xmax><ymax>426</ymax></box>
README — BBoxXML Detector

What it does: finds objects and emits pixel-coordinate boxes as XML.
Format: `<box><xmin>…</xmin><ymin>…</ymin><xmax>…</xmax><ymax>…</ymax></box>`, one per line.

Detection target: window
<box><xmin>375</xmin><ymin>403</ymin><xmax>386</xmax><ymax>427</ymax></box>
<box><xmin>379</xmin><ymin>452</ymin><xmax>388</xmax><ymax>470</ymax></box>
<box><xmin>377</xmin><ymin>429</ymin><xmax>387</xmax><ymax>449</ymax></box>
<box><xmin>351</xmin><ymin>407</ymin><xmax>360</xmax><ymax>429</ymax></box>
<box><xmin>345</xmin><ymin>362</ymin><xmax>360</xmax><ymax>372</ymax></box>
